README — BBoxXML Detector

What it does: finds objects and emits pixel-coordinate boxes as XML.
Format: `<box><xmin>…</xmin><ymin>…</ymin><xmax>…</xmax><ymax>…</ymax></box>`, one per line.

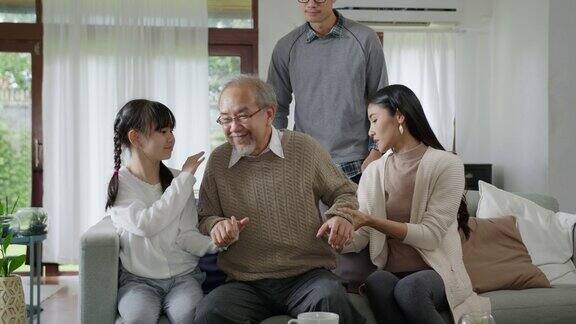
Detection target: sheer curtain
<box><xmin>383</xmin><ymin>31</ymin><xmax>456</xmax><ymax>151</ymax></box>
<box><xmin>42</xmin><ymin>0</ymin><xmax>209</xmax><ymax>264</ymax></box>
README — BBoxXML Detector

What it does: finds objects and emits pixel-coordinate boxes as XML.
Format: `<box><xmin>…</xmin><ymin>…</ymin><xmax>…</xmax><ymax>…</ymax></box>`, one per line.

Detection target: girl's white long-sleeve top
<box><xmin>107</xmin><ymin>167</ymin><xmax>218</xmax><ymax>279</ymax></box>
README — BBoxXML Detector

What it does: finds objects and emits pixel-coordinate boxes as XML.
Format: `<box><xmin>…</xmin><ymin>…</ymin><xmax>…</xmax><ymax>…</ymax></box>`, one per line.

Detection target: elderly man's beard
<box><xmin>234</xmin><ymin>139</ymin><xmax>257</xmax><ymax>157</ymax></box>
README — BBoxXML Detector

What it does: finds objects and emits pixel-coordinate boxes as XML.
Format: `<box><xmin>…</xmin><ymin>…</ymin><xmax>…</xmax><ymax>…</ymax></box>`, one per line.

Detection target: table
<box><xmin>1</xmin><ymin>234</ymin><xmax>46</xmax><ymax>324</ymax></box>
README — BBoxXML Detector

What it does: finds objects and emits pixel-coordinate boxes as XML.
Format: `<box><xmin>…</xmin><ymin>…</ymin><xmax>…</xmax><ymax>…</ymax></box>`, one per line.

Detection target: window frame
<box><xmin>0</xmin><ymin>0</ymin><xmax>46</xmax><ymax>275</ymax></box>
<box><xmin>0</xmin><ymin>0</ymin><xmax>43</xmax><ymax>208</ymax></box>
<box><xmin>209</xmin><ymin>0</ymin><xmax>258</xmax><ymax>74</ymax></box>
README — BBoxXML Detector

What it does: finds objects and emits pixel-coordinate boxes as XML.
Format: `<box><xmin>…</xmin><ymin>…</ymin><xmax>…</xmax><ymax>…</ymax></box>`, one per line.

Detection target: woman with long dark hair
<box><xmin>340</xmin><ymin>85</ymin><xmax>490</xmax><ymax>324</ymax></box>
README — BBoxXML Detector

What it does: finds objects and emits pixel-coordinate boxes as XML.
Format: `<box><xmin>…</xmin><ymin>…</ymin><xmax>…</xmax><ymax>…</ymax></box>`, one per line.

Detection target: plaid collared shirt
<box><xmin>305</xmin><ymin>10</ymin><xmax>344</xmax><ymax>43</ymax></box>
<box><xmin>337</xmin><ymin>160</ymin><xmax>363</xmax><ymax>179</ymax></box>
<box><xmin>336</xmin><ymin>138</ymin><xmax>379</xmax><ymax>179</ymax></box>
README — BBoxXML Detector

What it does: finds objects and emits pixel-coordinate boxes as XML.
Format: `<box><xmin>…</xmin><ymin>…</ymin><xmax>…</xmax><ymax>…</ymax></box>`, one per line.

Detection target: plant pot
<box><xmin>0</xmin><ymin>275</ymin><xmax>26</xmax><ymax>324</ymax></box>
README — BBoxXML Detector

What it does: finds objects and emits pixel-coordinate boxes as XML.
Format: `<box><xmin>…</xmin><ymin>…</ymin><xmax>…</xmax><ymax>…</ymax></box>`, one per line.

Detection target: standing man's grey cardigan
<box><xmin>267</xmin><ymin>11</ymin><xmax>388</xmax><ymax>165</ymax></box>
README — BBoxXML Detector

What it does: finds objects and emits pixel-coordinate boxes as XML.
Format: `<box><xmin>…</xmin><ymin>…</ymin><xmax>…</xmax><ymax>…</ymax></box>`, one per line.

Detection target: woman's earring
<box><xmin>399</xmin><ymin>124</ymin><xmax>404</xmax><ymax>135</ymax></box>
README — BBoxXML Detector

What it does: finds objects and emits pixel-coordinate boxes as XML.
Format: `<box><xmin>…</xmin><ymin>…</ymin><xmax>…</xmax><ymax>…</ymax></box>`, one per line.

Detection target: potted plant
<box><xmin>0</xmin><ymin>232</ymin><xmax>26</xmax><ymax>323</ymax></box>
<box><xmin>13</xmin><ymin>208</ymin><xmax>48</xmax><ymax>236</ymax></box>
<box><xmin>27</xmin><ymin>210</ymin><xmax>47</xmax><ymax>236</ymax></box>
<box><xmin>0</xmin><ymin>197</ymin><xmax>19</xmax><ymax>237</ymax></box>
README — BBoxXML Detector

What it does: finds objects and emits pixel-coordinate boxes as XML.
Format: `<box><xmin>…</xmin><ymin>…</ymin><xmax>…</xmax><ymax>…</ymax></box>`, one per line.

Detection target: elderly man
<box><xmin>194</xmin><ymin>75</ymin><xmax>365</xmax><ymax>324</ymax></box>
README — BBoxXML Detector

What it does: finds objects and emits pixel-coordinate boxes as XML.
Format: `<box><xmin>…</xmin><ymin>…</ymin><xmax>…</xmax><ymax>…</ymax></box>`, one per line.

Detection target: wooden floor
<box><xmin>31</xmin><ymin>276</ymin><xmax>80</xmax><ymax>323</ymax></box>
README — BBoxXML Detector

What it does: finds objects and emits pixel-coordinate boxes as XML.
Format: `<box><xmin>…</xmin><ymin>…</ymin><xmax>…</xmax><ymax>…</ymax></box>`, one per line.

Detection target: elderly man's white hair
<box><xmin>219</xmin><ymin>74</ymin><xmax>278</xmax><ymax>109</ymax></box>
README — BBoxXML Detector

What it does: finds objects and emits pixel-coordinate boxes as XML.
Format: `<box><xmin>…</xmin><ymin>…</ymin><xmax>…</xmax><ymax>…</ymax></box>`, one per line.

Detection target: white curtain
<box><xmin>383</xmin><ymin>31</ymin><xmax>456</xmax><ymax>151</ymax></box>
<box><xmin>42</xmin><ymin>0</ymin><xmax>209</xmax><ymax>264</ymax></box>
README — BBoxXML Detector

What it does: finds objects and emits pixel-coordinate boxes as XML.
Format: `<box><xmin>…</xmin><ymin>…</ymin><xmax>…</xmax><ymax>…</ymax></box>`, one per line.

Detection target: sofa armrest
<box><xmin>80</xmin><ymin>216</ymin><xmax>120</xmax><ymax>324</ymax></box>
<box><xmin>573</xmin><ymin>225</ymin><xmax>576</xmax><ymax>267</ymax></box>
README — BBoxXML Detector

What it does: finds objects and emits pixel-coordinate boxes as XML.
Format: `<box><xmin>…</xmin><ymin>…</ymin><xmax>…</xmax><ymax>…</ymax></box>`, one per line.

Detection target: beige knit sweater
<box><xmin>342</xmin><ymin>147</ymin><xmax>491</xmax><ymax>323</ymax></box>
<box><xmin>198</xmin><ymin>130</ymin><xmax>359</xmax><ymax>281</ymax></box>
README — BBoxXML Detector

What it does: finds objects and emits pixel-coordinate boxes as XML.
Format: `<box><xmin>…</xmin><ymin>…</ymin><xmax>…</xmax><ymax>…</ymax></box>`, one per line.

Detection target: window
<box><xmin>0</xmin><ymin>0</ymin><xmax>43</xmax><ymax>274</ymax></box>
<box><xmin>208</xmin><ymin>0</ymin><xmax>253</xmax><ymax>29</ymax></box>
<box><xmin>0</xmin><ymin>52</ymin><xmax>32</xmax><ymax>205</ymax></box>
<box><xmin>209</xmin><ymin>56</ymin><xmax>240</xmax><ymax>148</ymax></box>
<box><xmin>0</xmin><ymin>0</ymin><xmax>259</xmax><ymax>274</ymax></box>
<box><xmin>208</xmin><ymin>1</ymin><xmax>258</xmax><ymax>148</ymax></box>
<box><xmin>0</xmin><ymin>0</ymin><xmax>42</xmax><ymax>209</ymax></box>
<box><xmin>0</xmin><ymin>0</ymin><xmax>36</xmax><ymax>23</ymax></box>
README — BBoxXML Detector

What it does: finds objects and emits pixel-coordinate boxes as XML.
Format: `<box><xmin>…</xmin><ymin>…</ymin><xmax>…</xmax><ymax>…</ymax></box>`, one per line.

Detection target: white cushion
<box><xmin>476</xmin><ymin>181</ymin><xmax>576</xmax><ymax>285</ymax></box>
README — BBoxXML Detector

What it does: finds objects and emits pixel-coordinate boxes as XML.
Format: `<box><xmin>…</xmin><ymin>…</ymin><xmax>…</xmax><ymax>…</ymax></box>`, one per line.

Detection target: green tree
<box><xmin>209</xmin><ymin>56</ymin><xmax>241</xmax><ymax>105</ymax></box>
<box><xmin>209</xmin><ymin>56</ymin><xmax>241</xmax><ymax>148</ymax></box>
<box><xmin>0</xmin><ymin>118</ymin><xmax>31</xmax><ymax>209</ymax></box>
<box><xmin>0</xmin><ymin>53</ymin><xmax>31</xmax><ymax>91</ymax></box>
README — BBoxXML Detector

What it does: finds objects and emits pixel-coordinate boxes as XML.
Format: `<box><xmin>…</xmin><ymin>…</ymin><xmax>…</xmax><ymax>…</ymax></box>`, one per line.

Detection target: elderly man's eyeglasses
<box><xmin>216</xmin><ymin>107</ymin><xmax>265</xmax><ymax>126</ymax></box>
<box><xmin>298</xmin><ymin>0</ymin><xmax>327</xmax><ymax>3</ymax></box>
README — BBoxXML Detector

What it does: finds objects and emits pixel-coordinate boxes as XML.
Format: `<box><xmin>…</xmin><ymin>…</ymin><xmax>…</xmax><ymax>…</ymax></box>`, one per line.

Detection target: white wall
<box><xmin>258</xmin><ymin>0</ymin><xmax>302</xmax><ymax>78</ymax></box>
<box><xmin>549</xmin><ymin>0</ymin><xmax>576</xmax><ymax>212</ymax></box>
<box><xmin>258</xmin><ymin>0</ymin><xmax>302</xmax><ymax>128</ymax></box>
<box><xmin>455</xmin><ymin>0</ymin><xmax>493</xmax><ymax>164</ymax></box>
<box><xmin>457</xmin><ymin>0</ymin><xmax>550</xmax><ymax>194</ymax></box>
<box><xmin>488</xmin><ymin>0</ymin><xmax>549</xmax><ymax>193</ymax></box>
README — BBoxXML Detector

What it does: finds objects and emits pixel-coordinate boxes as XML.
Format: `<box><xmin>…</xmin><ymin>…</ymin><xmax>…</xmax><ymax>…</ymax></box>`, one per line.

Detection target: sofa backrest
<box><xmin>464</xmin><ymin>190</ymin><xmax>575</xmax><ymax>266</ymax></box>
<box><xmin>465</xmin><ymin>190</ymin><xmax>560</xmax><ymax>217</ymax></box>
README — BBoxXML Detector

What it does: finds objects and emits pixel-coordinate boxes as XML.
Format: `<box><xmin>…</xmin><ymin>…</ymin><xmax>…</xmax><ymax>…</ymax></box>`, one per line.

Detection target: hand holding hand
<box><xmin>316</xmin><ymin>216</ymin><xmax>354</xmax><ymax>251</ymax></box>
<box><xmin>338</xmin><ymin>207</ymin><xmax>372</xmax><ymax>231</ymax></box>
<box><xmin>210</xmin><ymin>216</ymin><xmax>250</xmax><ymax>248</ymax></box>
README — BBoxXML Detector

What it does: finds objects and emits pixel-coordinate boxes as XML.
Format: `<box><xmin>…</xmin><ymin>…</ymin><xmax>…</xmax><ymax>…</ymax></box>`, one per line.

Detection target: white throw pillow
<box><xmin>476</xmin><ymin>181</ymin><xmax>576</xmax><ymax>285</ymax></box>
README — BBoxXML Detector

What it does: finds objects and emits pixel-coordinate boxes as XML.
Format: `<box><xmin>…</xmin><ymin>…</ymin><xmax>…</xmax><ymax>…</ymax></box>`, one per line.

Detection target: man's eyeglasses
<box><xmin>216</xmin><ymin>107</ymin><xmax>265</xmax><ymax>126</ymax></box>
<box><xmin>298</xmin><ymin>0</ymin><xmax>327</xmax><ymax>3</ymax></box>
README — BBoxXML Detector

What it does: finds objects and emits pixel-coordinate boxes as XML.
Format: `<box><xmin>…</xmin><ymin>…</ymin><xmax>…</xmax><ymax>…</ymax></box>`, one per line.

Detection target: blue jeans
<box><xmin>117</xmin><ymin>267</ymin><xmax>205</xmax><ymax>324</ymax></box>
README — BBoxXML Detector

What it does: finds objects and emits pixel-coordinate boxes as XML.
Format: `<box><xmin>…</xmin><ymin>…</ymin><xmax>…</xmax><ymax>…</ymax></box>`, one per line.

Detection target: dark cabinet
<box><xmin>463</xmin><ymin>164</ymin><xmax>492</xmax><ymax>191</ymax></box>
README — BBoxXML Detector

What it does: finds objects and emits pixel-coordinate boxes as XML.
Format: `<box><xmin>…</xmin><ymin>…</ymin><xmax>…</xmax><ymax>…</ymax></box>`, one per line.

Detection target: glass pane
<box><xmin>0</xmin><ymin>52</ymin><xmax>32</xmax><ymax>209</ymax></box>
<box><xmin>6</xmin><ymin>245</ymin><xmax>28</xmax><ymax>273</ymax></box>
<box><xmin>0</xmin><ymin>0</ymin><xmax>36</xmax><ymax>23</ymax></box>
<box><xmin>1</xmin><ymin>52</ymin><xmax>32</xmax><ymax>273</ymax></box>
<box><xmin>208</xmin><ymin>0</ymin><xmax>253</xmax><ymax>29</ymax></box>
<box><xmin>209</xmin><ymin>56</ymin><xmax>241</xmax><ymax>149</ymax></box>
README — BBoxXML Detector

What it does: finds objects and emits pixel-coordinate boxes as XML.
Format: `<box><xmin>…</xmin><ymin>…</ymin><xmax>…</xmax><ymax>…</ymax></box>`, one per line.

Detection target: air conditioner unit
<box><xmin>335</xmin><ymin>0</ymin><xmax>462</xmax><ymax>25</ymax></box>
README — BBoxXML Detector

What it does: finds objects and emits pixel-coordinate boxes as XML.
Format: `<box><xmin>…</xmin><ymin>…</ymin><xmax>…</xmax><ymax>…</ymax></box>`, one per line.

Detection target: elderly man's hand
<box><xmin>210</xmin><ymin>216</ymin><xmax>250</xmax><ymax>248</ymax></box>
<box><xmin>338</xmin><ymin>207</ymin><xmax>373</xmax><ymax>231</ymax></box>
<box><xmin>316</xmin><ymin>216</ymin><xmax>354</xmax><ymax>251</ymax></box>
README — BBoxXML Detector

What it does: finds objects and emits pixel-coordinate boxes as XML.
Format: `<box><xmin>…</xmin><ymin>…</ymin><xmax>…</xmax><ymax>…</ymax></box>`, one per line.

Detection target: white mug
<box><xmin>287</xmin><ymin>312</ymin><xmax>339</xmax><ymax>324</ymax></box>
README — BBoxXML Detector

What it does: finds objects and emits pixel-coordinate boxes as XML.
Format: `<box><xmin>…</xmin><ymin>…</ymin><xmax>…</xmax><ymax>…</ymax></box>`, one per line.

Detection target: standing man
<box><xmin>268</xmin><ymin>0</ymin><xmax>388</xmax><ymax>183</ymax></box>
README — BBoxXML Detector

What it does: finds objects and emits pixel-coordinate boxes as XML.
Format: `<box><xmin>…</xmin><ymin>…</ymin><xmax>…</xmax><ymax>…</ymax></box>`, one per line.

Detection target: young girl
<box><xmin>105</xmin><ymin>99</ymin><xmax>221</xmax><ymax>324</ymax></box>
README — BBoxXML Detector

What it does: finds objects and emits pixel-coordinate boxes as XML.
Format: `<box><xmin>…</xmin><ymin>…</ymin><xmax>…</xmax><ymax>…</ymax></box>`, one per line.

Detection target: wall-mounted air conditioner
<box><xmin>335</xmin><ymin>0</ymin><xmax>463</xmax><ymax>25</ymax></box>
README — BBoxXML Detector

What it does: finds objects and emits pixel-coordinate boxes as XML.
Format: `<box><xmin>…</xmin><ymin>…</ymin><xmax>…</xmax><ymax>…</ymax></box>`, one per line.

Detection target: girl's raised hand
<box><xmin>182</xmin><ymin>151</ymin><xmax>205</xmax><ymax>175</ymax></box>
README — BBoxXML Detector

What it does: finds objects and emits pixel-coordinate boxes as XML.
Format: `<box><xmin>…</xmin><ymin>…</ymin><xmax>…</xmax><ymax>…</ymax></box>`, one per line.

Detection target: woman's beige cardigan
<box><xmin>343</xmin><ymin>147</ymin><xmax>491</xmax><ymax>323</ymax></box>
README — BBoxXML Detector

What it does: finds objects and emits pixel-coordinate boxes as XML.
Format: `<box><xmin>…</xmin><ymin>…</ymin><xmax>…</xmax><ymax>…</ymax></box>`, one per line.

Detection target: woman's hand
<box><xmin>182</xmin><ymin>151</ymin><xmax>205</xmax><ymax>175</ymax></box>
<box><xmin>338</xmin><ymin>207</ymin><xmax>373</xmax><ymax>230</ymax></box>
<box><xmin>340</xmin><ymin>208</ymin><xmax>408</xmax><ymax>240</ymax></box>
